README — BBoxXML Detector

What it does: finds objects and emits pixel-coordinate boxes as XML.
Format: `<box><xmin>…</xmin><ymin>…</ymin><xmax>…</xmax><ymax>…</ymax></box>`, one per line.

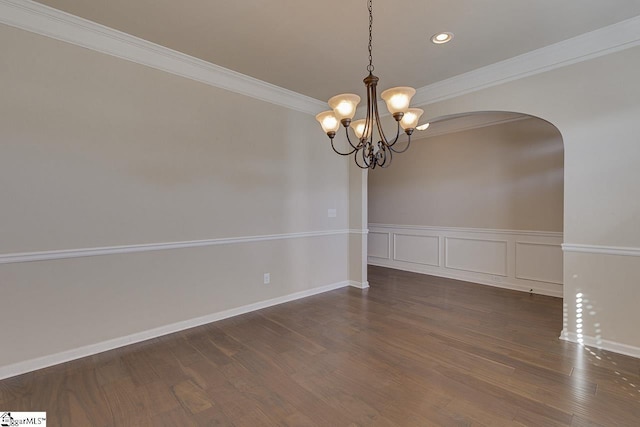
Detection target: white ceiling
<box><xmin>34</xmin><ymin>0</ymin><xmax>640</xmax><ymax>101</ymax></box>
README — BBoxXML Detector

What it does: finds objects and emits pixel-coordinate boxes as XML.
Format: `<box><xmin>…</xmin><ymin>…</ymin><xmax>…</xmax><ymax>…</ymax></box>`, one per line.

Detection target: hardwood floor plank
<box><xmin>1</xmin><ymin>266</ymin><xmax>639</xmax><ymax>425</ymax></box>
<box><xmin>63</xmin><ymin>369</ymin><xmax>113</xmax><ymax>426</ymax></box>
<box><xmin>172</xmin><ymin>380</ymin><xmax>213</xmax><ymax>415</ymax></box>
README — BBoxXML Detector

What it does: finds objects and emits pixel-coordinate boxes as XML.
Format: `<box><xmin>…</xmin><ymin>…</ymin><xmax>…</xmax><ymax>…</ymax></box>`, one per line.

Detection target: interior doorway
<box><xmin>366</xmin><ymin>111</ymin><xmax>565</xmax><ymax>297</ymax></box>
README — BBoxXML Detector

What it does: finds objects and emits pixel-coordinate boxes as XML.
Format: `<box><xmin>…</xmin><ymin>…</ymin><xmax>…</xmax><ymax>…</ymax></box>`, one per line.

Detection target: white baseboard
<box><xmin>349</xmin><ymin>280</ymin><xmax>370</xmax><ymax>289</ymax></box>
<box><xmin>368</xmin><ymin>260</ymin><xmax>562</xmax><ymax>298</ymax></box>
<box><xmin>560</xmin><ymin>330</ymin><xmax>640</xmax><ymax>359</ymax></box>
<box><xmin>0</xmin><ymin>280</ymin><xmax>351</xmax><ymax>380</ymax></box>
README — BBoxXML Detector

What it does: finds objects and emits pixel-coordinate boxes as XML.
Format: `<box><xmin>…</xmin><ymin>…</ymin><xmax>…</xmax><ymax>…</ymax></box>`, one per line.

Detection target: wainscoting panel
<box><xmin>368</xmin><ymin>224</ymin><xmax>563</xmax><ymax>297</ymax></box>
<box><xmin>368</xmin><ymin>232</ymin><xmax>390</xmax><ymax>259</ymax></box>
<box><xmin>516</xmin><ymin>242</ymin><xmax>563</xmax><ymax>284</ymax></box>
<box><xmin>445</xmin><ymin>237</ymin><xmax>508</xmax><ymax>276</ymax></box>
<box><xmin>393</xmin><ymin>234</ymin><xmax>440</xmax><ymax>266</ymax></box>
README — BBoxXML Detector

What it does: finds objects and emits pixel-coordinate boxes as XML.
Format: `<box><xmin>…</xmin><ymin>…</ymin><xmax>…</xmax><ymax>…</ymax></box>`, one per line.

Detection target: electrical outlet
<box><xmin>328</xmin><ymin>208</ymin><xmax>337</xmax><ymax>218</ymax></box>
<box><xmin>263</xmin><ymin>273</ymin><xmax>270</xmax><ymax>284</ymax></box>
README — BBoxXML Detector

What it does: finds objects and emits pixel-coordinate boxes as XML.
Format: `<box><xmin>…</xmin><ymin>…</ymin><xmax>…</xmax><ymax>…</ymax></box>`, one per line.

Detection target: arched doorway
<box><xmin>367</xmin><ymin>111</ymin><xmax>565</xmax><ymax>297</ymax></box>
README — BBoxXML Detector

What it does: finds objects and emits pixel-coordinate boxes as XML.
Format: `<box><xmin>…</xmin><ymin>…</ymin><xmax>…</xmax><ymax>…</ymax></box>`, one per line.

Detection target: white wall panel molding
<box><xmin>412</xmin><ymin>14</ymin><xmax>640</xmax><ymax>107</ymax></box>
<box><xmin>516</xmin><ymin>242</ymin><xmax>563</xmax><ymax>285</ymax></box>
<box><xmin>393</xmin><ymin>234</ymin><xmax>440</xmax><ymax>267</ymax></box>
<box><xmin>0</xmin><ymin>279</ymin><xmax>352</xmax><ymax>380</ymax></box>
<box><xmin>367</xmin><ymin>232</ymin><xmax>391</xmax><ymax>259</ymax></box>
<box><xmin>0</xmin><ymin>229</ymin><xmax>365</xmax><ymax>265</ymax></box>
<box><xmin>0</xmin><ymin>0</ymin><xmax>325</xmax><ymax>115</ymax></box>
<box><xmin>445</xmin><ymin>237</ymin><xmax>508</xmax><ymax>277</ymax></box>
<box><xmin>368</xmin><ymin>224</ymin><xmax>564</xmax><ymax>297</ymax></box>
<box><xmin>560</xmin><ymin>330</ymin><xmax>640</xmax><ymax>360</ymax></box>
<box><xmin>562</xmin><ymin>243</ymin><xmax>640</xmax><ymax>257</ymax></box>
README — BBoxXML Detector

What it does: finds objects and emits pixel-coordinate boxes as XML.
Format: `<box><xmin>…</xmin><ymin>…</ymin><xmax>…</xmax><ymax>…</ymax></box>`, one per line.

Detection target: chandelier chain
<box><xmin>367</xmin><ymin>0</ymin><xmax>374</xmax><ymax>73</ymax></box>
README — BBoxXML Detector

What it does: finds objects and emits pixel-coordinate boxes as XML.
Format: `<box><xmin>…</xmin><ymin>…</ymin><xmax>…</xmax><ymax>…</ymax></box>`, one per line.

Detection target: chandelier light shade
<box><xmin>328</xmin><ymin>94</ymin><xmax>361</xmax><ymax>121</ymax></box>
<box><xmin>400</xmin><ymin>108</ymin><xmax>424</xmax><ymax>130</ymax></box>
<box><xmin>316</xmin><ymin>0</ymin><xmax>426</xmax><ymax>169</ymax></box>
<box><xmin>380</xmin><ymin>87</ymin><xmax>416</xmax><ymax>115</ymax></box>
<box><xmin>316</xmin><ymin>111</ymin><xmax>340</xmax><ymax>135</ymax></box>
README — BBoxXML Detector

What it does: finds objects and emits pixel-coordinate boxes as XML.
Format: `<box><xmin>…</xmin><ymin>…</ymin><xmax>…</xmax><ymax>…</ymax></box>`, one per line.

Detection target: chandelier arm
<box><xmin>371</xmin><ymin>84</ymin><xmax>390</xmax><ymax>147</ymax></box>
<box><xmin>362</xmin><ymin>80</ymin><xmax>374</xmax><ymax>144</ymax></box>
<box><xmin>380</xmin><ymin>145</ymin><xmax>393</xmax><ymax>168</ymax></box>
<box><xmin>362</xmin><ymin>143</ymin><xmax>373</xmax><ymax>168</ymax></box>
<box><xmin>344</xmin><ymin>126</ymin><xmax>361</xmax><ymax>151</ymax></box>
<box><xmin>389</xmin><ymin>133</ymin><xmax>412</xmax><ymax>154</ymax></box>
<box><xmin>382</xmin><ymin>144</ymin><xmax>391</xmax><ymax>167</ymax></box>
<box><xmin>354</xmin><ymin>148</ymin><xmax>369</xmax><ymax>169</ymax></box>
<box><xmin>370</xmin><ymin>147</ymin><xmax>377</xmax><ymax>169</ymax></box>
<box><xmin>330</xmin><ymin>137</ymin><xmax>357</xmax><ymax>156</ymax></box>
<box><xmin>375</xmin><ymin>145</ymin><xmax>385</xmax><ymax>167</ymax></box>
<box><xmin>386</xmin><ymin>120</ymin><xmax>402</xmax><ymax>147</ymax></box>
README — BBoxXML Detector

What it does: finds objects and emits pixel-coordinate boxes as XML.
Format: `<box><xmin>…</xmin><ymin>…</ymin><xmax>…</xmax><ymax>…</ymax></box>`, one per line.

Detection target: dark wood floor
<box><xmin>1</xmin><ymin>266</ymin><xmax>639</xmax><ymax>426</ymax></box>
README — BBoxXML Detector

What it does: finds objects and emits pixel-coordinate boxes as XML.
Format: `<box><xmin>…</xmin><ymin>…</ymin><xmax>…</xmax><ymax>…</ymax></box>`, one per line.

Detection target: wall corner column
<box><xmin>349</xmin><ymin>164</ymin><xmax>369</xmax><ymax>288</ymax></box>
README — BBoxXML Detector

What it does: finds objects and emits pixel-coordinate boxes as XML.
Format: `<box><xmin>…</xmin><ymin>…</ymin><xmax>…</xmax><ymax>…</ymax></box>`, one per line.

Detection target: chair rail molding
<box><xmin>562</xmin><ymin>243</ymin><xmax>640</xmax><ymax>257</ymax></box>
<box><xmin>0</xmin><ymin>229</ymin><xmax>366</xmax><ymax>265</ymax></box>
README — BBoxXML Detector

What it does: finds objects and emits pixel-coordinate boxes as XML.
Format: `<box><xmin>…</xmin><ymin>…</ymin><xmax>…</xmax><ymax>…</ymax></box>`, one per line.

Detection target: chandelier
<box><xmin>316</xmin><ymin>0</ymin><xmax>425</xmax><ymax>169</ymax></box>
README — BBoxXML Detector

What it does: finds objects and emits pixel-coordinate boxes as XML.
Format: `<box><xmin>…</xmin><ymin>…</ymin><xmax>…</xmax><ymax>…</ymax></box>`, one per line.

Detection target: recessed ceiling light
<box><xmin>416</xmin><ymin>123</ymin><xmax>430</xmax><ymax>131</ymax></box>
<box><xmin>431</xmin><ymin>32</ymin><xmax>454</xmax><ymax>44</ymax></box>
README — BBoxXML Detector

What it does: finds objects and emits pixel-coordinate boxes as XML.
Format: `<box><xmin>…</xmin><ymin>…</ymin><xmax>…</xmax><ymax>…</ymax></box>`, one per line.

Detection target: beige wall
<box><xmin>563</xmin><ymin>252</ymin><xmax>640</xmax><ymax>349</ymax></box>
<box><xmin>0</xmin><ymin>24</ymin><xmax>351</xmax><ymax>371</ymax></box>
<box><xmin>1</xmin><ymin>236</ymin><xmax>348</xmax><ymax>367</ymax></box>
<box><xmin>420</xmin><ymin>47</ymin><xmax>640</xmax><ymax>248</ymax></box>
<box><xmin>0</xmin><ymin>26</ymin><xmax>349</xmax><ymax>253</ymax></box>
<box><xmin>369</xmin><ymin>117</ymin><xmax>564</xmax><ymax>231</ymax></box>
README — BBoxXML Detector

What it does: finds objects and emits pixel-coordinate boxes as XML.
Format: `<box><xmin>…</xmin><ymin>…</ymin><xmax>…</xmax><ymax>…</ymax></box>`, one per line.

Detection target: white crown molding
<box><xmin>560</xmin><ymin>330</ymin><xmax>640</xmax><ymax>359</ymax></box>
<box><xmin>0</xmin><ymin>229</ymin><xmax>366</xmax><ymax>265</ymax></box>
<box><xmin>415</xmin><ymin>115</ymin><xmax>531</xmax><ymax>139</ymax></box>
<box><xmin>2</xmin><ymin>1</ymin><xmax>640</xmax><ymax>118</ymax></box>
<box><xmin>369</xmin><ymin>223</ymin><xmax>563</xmax><ymax>238</ymax></box>
<box><xmin>562</xmin><ymin>243</ymin><xmax>640</xmax><ymax>257</ymax></box>
<box><xmin>0</xmin><ymin>0</ymin><xmax>325</xmax><ymax>115</ymax></box>
<box><xmin>0</xmin><ymin>279</ymin><xmax>352</xmax><ymax>380</ymax></box>
<box><xmin>412</xmin><ymin>14</ymin><xmax>640</xmax><ymax>107</ymax></box>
